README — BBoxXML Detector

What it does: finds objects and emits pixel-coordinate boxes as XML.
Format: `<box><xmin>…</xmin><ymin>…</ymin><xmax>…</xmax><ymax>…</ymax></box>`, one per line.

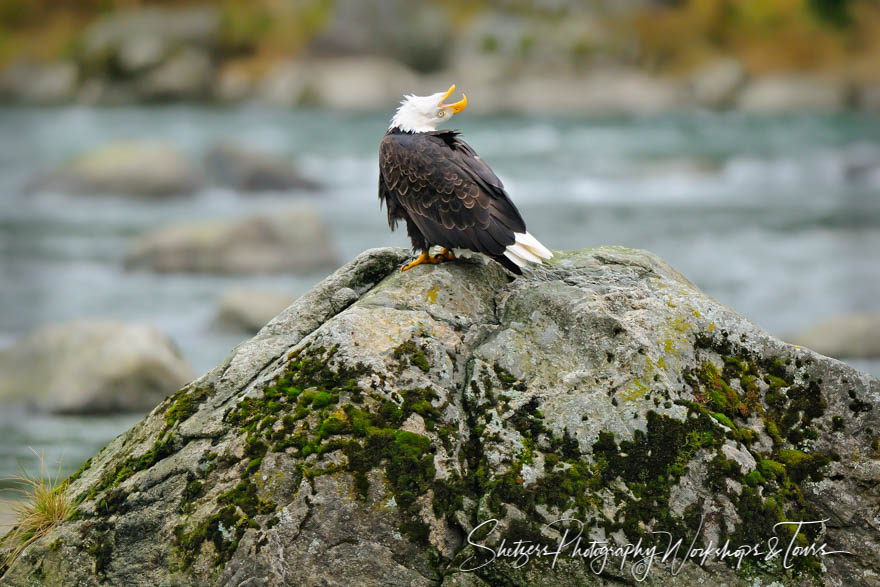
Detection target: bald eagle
<box><xmin>379</xmin><ymin>85</ymin><xmax>552</xmax><ymax>274</ymax></box>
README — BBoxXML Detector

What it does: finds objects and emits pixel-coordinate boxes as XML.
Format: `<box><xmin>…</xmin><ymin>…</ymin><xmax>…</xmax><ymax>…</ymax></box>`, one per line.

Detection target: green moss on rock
<box><xmin>164</xmin><ymin>383</ymin><xmax>213</xmax><ymax>431</ymax></box>
<box><xmin>175</xmin><ymin>505</ymin><xmax>258</xmax><ymax>568</ymax></box>
<box><xmin>393</xmin><ymin>340</ymin><xmax>431</xmax><ymax>373</ymax></box>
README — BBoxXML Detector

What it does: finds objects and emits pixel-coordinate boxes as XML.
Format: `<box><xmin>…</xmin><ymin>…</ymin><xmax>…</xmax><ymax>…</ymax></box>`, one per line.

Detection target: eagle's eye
<box><xmin>437</xmin><ymin>110</ymin><xmax>445</xmax><ymax>118</ymax></box>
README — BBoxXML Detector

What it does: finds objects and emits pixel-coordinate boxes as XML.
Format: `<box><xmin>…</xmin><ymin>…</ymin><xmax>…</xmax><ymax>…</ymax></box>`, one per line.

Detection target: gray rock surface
<box><xmin>2</xmin><ymin>247</ymin><xmax>878</xmax><ymax>585</ymax></box>
<box><xmin>215</xmin><ymin>288</ymin><xmax>297</xmax><ymax>333</ymax></box>
<box><xmin>29</xmin><ymin>141</ymin><xmax>201</xmax><ymax>197</ymax></box>
<box><xmin>789</xmin><ymin>314</ymin><xmax>880</xmax><ymax>359</ymax></box>
<box><xmin>124</xmin><ymin>204</ymin><xmax>340</xmax><ymax>274</ymax></box>
<box><xmin>204</xmin><ymin>143</ymin><xmax>320</xmax><ymax>192</ymax></box>
<box><xmin>0</xmin><ymin>320</ymin><xmax>194</xmax><ymax>414</ymax></box>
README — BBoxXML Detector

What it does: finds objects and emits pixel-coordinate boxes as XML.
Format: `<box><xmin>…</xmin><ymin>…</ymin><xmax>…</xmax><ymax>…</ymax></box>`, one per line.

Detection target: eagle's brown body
<box><xmin>378</xmin><ymin>127</ymin><xmax>527</xmax><ymax>274</ymax></box>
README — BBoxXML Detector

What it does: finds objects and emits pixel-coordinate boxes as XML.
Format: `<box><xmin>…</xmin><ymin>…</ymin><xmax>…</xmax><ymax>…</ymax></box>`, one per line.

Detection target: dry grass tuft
<box><xmin>1</xmin><ymin>450</ymin><xmax>71</xmax><ymax>568</ymax></box>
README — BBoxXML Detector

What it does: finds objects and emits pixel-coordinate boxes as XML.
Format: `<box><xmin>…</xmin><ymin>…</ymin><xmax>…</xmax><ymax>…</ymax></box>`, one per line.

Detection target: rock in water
<box><xmin>2</xmin><ymin>247</ymin><xmax>877</xmax><ymax>585</ymax></box>
<box><xmin>124</xmin><ymin>204</ymin><xmax>339</xmax><ymax>274</ymax></box>
<box><xmin>215</xmin><ymin>288</ymin><xmax>297</xmax><ymax>333</ymax></box>
<box><xmin>29</xmin><ymin>142</ymin><xmax>202</xmax><ymax>197</ymax></box>
<box><xmin>0</xmin><ymin>320</ymin><xmax>193</xmax><ymax>414</ymax></box>
<box><xmin>204</xmin><ymin>143</ymin><xmax>320</xmax><ymax>192</ymax></box>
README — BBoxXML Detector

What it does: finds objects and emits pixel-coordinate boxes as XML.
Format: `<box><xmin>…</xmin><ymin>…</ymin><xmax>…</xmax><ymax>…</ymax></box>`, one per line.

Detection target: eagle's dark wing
<box><xmin>379</xmin><ymin>130</ymin><xmax>526</xmax><ymax>264</ymax></box>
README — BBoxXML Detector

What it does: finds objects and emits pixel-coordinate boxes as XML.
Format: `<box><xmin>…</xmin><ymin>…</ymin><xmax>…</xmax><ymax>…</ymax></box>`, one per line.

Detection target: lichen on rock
<box><xmin>2</xmin><ymin>246</ymin><xmax>878</xmax><ymax>586</ymax></box>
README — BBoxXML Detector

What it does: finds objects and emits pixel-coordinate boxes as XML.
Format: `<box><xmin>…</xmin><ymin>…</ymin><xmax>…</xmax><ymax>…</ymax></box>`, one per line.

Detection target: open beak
<box><xmin>439</xmin><ymin>84</ymin><xmax>467</xmax><ymax>114</ymax></box>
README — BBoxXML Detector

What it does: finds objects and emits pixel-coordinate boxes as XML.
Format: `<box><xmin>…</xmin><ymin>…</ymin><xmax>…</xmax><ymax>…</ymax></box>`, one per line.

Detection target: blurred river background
<box><xmin>0</xmin><ymin>0</ymin><xmax>879</xmax><ymax>530</ymax></box>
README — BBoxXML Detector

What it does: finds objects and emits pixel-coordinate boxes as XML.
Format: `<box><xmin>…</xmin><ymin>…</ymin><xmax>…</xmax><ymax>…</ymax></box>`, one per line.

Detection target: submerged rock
<box><xmin>2</xmin><ymin>247</ymin><xmax>877</xmax><ymax>585</ymax></box>
<box><xmin>124</xmin><ymin>204</ymin><xmax>339</xmax><ymax>274</ymax></box>
<box><xmin>29</xmin><ymin>141</ymin><xmax>202</xmax><ymax>197</ymax></box>
<box><xmin>204</xmin><ymin>143</ymin><xmax>320</xmax><ymax>192</ymax></box>
<box><xmin>0</xmin><ymin>320</ymin><xmax>193</xmax><ymax>414</ymax></box>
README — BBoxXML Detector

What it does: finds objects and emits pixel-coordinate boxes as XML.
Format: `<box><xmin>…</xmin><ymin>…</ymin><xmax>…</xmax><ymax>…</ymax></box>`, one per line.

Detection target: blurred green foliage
<box><xmin>628</xmin><ymin>0</ymin><xmax>879</xmax><ymax>77</ymax></box>
<box><xmin>808</xmin><ymin>0</ymin><xmax>852</xmax><ymax>26</ymax></box>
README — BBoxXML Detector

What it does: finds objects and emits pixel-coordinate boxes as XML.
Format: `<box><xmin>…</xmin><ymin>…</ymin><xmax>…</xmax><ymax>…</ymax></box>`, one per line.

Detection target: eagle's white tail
<box><xmin>503</xmin><ymin>232</ymin><xmax>553</xmax><ymax>268</ymax></box>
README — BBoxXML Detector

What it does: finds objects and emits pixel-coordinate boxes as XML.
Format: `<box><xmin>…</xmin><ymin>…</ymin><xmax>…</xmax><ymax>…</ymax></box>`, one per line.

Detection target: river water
<box><xmin>0</xmin><ymin>106</ymin><xmax>878</xmax><ymax>481</ymax></box>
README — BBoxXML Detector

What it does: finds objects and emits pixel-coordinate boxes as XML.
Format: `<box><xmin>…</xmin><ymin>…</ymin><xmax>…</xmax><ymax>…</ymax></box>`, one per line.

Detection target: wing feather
<box><xmin>379</xmin><ymin>131</ymin><xmax>526</xmax><ymax>258</ymax></box>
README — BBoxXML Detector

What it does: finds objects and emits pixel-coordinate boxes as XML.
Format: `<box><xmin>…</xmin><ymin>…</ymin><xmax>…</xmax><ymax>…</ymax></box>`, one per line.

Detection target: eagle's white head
<box><xmin>389</xmin><ymin>84</ymin><xmax>468</xmax><ymax>133</ymax></box>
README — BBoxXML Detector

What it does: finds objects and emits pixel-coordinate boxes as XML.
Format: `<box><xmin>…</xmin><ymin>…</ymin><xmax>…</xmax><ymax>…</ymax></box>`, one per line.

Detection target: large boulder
<box><xmin>204</xmin><ymin>143</ymin><xmax>320</xmax><ymax>192</ymax></box>
<box><xmin>214</xmin><ymin>288</ymin><xmax>297</xmax><ymax>333</ymax></box>
<box><xmin>29</xmin><ymin>142</ymin><xmax>202</xmax><ymax>197</ymax></box>
<box><xmin>124</xmin><ymin>205</ymin><xmax>340</xmax><ymax>274</ymax></box>
<box><xmin>789</xmin><ymin>314</ymin><xmax>880</xmax><ymax>359</ymax></box>
<box><xmin>0</xmin><ymin>320</ymin><xmax>193</xmax><ymax>414</ymax></box>
<box><xmin>2</xmin><ymin>247</ymin><xmax>878</xmax><ymax>585</ymax></box>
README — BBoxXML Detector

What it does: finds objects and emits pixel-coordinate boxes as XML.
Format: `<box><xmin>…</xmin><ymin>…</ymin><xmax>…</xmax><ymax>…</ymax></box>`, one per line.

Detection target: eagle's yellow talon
<box><xmin>402</xmin><ymin>249</ymin><xmax>456</xmax><ymax>271</ymax></box>
<box><xmin>430</xmin><ymin>248</ymin><xmax>456</xmax><ymax>263</ymax></box>
<box><xmin>401</xmin><ymin>251</ymin><xmax>432</xmax><ymax>271</ymax></box>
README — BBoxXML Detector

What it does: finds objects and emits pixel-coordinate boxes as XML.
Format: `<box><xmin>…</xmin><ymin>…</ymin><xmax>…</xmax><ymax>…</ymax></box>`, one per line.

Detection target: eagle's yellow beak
<box><xmin>439</xmin><ymin>84</ymin><xmax>467</xmax><ymax>114</ymax></box>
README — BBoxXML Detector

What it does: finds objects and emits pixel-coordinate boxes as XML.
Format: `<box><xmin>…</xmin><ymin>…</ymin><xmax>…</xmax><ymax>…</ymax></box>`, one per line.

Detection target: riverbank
<box><xmin>1</xmin><ymin>2</ymin><xmax>879</xmax><ymax>114</ymax></box>
<box><xmin>2</xmin><ymin>53</ymin><xmax>877</xmax><ymax>115</ymax></box>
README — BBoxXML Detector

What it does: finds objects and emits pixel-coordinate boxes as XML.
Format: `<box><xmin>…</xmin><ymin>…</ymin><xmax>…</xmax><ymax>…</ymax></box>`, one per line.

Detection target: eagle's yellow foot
<box><xmin>431</xmin><ymin>248</ymin><xmax>456</xmax><ymax>262</ymax></box>
<box><xmin>401</xmin><ymin>251</ymin><xmax>440</xmax><ymax>271</ymax></box>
